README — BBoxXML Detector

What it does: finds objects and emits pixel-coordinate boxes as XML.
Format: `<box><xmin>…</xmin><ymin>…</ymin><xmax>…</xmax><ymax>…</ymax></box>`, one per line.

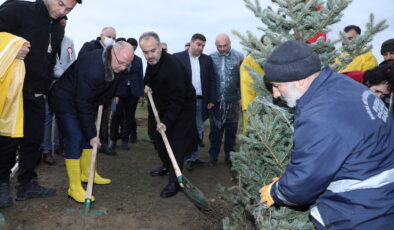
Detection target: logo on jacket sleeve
<box><xmin>362</xmin><ymin>90</ymin><xmax>389</xmax><ymax>123</ymax></box>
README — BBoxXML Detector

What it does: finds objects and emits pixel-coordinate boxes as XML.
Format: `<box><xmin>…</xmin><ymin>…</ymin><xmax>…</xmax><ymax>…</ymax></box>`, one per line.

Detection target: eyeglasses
<box><xmin>113</xmin><ymin>51</ymin><xmax>131</xmax><ymax>68</ymax></box>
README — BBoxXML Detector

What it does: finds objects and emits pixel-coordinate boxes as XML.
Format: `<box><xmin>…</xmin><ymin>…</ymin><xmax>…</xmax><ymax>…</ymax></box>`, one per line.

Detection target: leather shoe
<box><xmin>186</xmin><ymin>161</ymin><xmax>195</xmax><ymax>171</ymax></box>
<box><xmin>150</xmin><ymin>167</ymin><xmax>169</xmax><ymax>176</ymax></box>
<box><xmin>160</xmin><ymin>182</ymin><xmax>181</xmax><ymax>198</ymax></box>
<box><xmin>42</xmin><ymin>153</ymin><xmax>55</xmax><ymax>165</ymax></box>
<box><xmin>0</xmin><ymin>182</ymin><xmax>13</xmax><ymax>208</ymax></box>
<box><xmin>99</xmin><ymin>143</ymin><xmax>117</xmax><ymax>156</ymax></box>
<box><xmin>15</xmin><ymin>180</ymin><xmax>56</xmax><ymax>201</ymax></box>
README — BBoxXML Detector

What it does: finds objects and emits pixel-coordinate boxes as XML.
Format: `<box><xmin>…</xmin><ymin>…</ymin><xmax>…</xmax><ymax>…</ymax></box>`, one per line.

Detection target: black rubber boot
<box><xmin>15</xmin><ymin>180</ymin><xmax>56</xmax><ymax>201</ymax></box>
<box><xmin>0</xmin><ymin>182</ymin><xmax>13</xmax><ymax>208</ymax></box>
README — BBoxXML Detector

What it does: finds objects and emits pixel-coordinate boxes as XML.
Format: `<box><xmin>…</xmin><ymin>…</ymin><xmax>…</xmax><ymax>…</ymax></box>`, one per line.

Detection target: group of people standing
<box><xmin>0</xmin><ymin>1</ymin><xmax>394</xmax><ymax>229</ymax></box>
<box><xmin>0</xmin><ymin>0</ymin><xmax>246</xmax><ymax>205</ymax></box>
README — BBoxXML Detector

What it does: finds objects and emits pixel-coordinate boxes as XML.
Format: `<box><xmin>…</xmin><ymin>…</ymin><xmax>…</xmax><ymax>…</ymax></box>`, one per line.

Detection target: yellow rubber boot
<box><xmin>80</xmin><ymin>149</ymin><xmax>111</xmax><ymax>185</ymax></box>
<box><xmin>65</xmin><ymin>159</ymin><xmax>95</xmax><ymax>203</ymax></box>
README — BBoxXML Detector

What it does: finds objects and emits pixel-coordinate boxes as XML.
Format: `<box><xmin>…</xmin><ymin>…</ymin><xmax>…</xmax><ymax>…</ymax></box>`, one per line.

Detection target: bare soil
<box><xmin>1</xmin><ymin>106</ymin><xmax>236</xmax><ymax>230</ymax></box>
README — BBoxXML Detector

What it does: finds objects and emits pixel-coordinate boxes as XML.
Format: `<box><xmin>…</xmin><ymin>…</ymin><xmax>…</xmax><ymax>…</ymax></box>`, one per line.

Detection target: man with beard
<box><xmin>380</xmin><ymin>39</ymin><xmax>394</xmax><ymax>112</ymax></box>
<box><xmin>139</xmin><ymin>32</ymin><xmax>198</xmax><ymax>198</ymax></box>
<box><xmin>259</xmin><ymin>40</ymin><xmax>394</xmax><ymax>229</ymax></box>
<box><xmin>380</xmin><ymin>38</ymin><xmax>394</xmax><ymax>65</ymax></box>
<box><xmin>173</xmin><ymin>33</ymin><xmax>216</xmax><ymax>170</ymax></box>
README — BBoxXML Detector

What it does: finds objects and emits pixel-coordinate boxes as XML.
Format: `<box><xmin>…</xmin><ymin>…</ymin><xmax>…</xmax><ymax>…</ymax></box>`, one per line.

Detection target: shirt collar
<box><xmin>188</xmin><ymin>51</ymin><xmax>200</xmax><ymax>59</ymax></box>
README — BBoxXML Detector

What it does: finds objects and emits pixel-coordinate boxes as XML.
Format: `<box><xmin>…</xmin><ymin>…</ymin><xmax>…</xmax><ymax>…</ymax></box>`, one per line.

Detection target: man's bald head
<box><xmin>101</xmin><ymin>27</ymin><xmax>116</xmax><ymax>41</ymax></box>
<box><xmin>215</xmin><ymin>33</ymin><xmax>231</xmax><ymax>55</ymax></box>
<box><xmin>111</xmin><ymin>41</ymin><xmax>134</xmax><ymax>73</ymax></box>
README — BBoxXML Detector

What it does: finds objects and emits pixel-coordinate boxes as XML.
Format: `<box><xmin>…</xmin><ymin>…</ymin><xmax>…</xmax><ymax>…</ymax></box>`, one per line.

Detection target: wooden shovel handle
<box><xmin>86</xmin><ymin>105</ymin><xmax>103</xmax><ymax>199</ymax></box>
<box><xmin>147</xmin><ymin>92</ymin><xmax>183</xmax><ymax>181</ymax></box>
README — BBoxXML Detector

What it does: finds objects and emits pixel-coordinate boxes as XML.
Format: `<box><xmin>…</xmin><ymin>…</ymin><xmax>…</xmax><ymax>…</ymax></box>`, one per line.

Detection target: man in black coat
<box><xmin>173</xmin><ymin>33</ymin><xmax>216</xmax><ymax>170</ymax></box>
<box><xmin>77</xmin><ymin>26</ymin><xmax>116</xmax><ymax>58</ymax></box>
<box><xmin>0</xmin><ymin>0</ymin><xmax>81</xmax><ymax>208</ymax></box>
<box><xmin>49</xmin><ymin>41</ymin><xmax>134</xmax><ymax>203</ymax></box>
<box><xmin>109</xmin><ymin>38</ymin><xmax>144</xmax><ymax>150</ymax></box>
<box><xmin>77</xmin><ymin>26</ymin><xmax>117</xmax><ymax>155</ymax></box>
<box><xmin>140</xmin><ymin>32</ymin><xmax>198</xmax><ymax>198</ymax></box>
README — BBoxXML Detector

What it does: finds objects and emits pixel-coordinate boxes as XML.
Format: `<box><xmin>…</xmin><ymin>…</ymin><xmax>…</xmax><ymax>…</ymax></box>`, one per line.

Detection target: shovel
<box><xmin>66</xmin><ymin>105</ymin><xmax>107</xmax><ymax>215</ymax></box>
<box><xmin>147</xmin><ymin>91</ymin><xmax>210</xmax><ymax>211</ymax></box>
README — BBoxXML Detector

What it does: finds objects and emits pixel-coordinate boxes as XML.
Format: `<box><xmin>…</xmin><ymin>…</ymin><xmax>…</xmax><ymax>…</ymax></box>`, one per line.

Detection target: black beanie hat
<box><xmin>381</xmin><ymin>39</ymin><xmax>394</xmax><ymax>55</ymax></box>
<box><xmin>264</xmin><ymin>40</ymin><xmax>321</xmax><ymax>82</ymax></box>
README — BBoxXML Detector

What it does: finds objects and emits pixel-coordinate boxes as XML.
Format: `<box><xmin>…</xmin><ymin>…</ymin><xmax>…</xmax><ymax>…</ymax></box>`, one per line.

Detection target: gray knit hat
<box><xmin>264</xmin><ymin>40</ymin><xmax>321</xmax><ymax>82</ymax></box>
<box><xmin>381</xmin><ymin>39</ymin><xmax>394</xmax><ymax>55</ymax></box>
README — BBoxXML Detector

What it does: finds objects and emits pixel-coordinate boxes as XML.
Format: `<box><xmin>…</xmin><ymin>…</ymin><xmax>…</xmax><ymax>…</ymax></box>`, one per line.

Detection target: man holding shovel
<box><xmin>139</xmin><ymin>32</ymin><xmax>198</xmax><ymax>198</ymax></box>
<box><xmin>49</xmin><ymin>41</ymin><xmax>134</xmax><ymax>202</ymax></box>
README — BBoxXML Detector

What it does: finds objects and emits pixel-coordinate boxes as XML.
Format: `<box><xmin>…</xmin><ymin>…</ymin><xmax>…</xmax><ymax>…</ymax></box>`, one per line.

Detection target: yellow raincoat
<box><xmin>338</xmin><ymin>50</ymin><xmax>378</xmax><ymax>72</ymax></box>
<box><xmin>0</xmin><ymin>32</ymin><xmax>28</xmax><ymax>138</ymax></box>
<box><xmin>240</xmin><ymin>54</ymin><xmax>264</xmax><ymax>135</ymax></box>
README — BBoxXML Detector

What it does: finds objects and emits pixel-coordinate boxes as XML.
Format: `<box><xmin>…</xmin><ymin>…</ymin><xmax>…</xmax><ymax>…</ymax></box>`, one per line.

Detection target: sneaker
<box><xmin>0</xmin><ymin>182</ymin><xmax>13</xmax><ymax>208</ymax></box>
<box><xmin>15</xmin><ymin>180</ymin><xmax>56</xmax><ymax>201</ymax></box>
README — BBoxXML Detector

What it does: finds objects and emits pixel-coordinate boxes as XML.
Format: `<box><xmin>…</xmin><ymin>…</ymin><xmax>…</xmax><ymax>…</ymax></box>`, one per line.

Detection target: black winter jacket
<box><xmin>0</xmin><ymin>0</ymin><xmax>64</xmax><ymax>94</ymax></box>
<box><xmin>50</xmin><ymin>48</ymin><xmax>119</xmax><ymax>140</ymax></box>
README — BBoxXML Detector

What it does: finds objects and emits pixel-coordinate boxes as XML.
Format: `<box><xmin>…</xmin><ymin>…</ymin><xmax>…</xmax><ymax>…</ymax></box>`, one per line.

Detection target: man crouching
<box><xmin>49</xmin><ymin>41</ymin><xmax>134</xmax><ymax>202</ymax></box>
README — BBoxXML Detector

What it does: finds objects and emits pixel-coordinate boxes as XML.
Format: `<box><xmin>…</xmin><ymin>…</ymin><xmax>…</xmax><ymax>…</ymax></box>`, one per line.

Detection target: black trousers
<box><xmin>0</xmin><ymin>94</ymin><xmax>45</xmax><ymax>184</ymax></box>
<box><xmin>154</xmin><ymin>134</ymin><xmax>189</xmax><ymax>185</ymax></box>
<box><xmin>110</xmin><ymin>90</ymin><xmax>139</xmax><ymax>142</ymax></box>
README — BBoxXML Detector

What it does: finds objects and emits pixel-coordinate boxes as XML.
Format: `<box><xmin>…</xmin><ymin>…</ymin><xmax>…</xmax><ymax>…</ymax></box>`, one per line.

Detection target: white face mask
<box><xmin>102</xmin><ymin>37</ymin><xmax>115</xmax><ymax>47</ymax></box>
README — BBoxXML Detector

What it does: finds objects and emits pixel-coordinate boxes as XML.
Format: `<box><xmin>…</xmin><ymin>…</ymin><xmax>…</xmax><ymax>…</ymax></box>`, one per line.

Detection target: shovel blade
<box><xmin>178</xmin><ymin>176</ymin><xmax>211</xmax><ymax>211</ymax></box>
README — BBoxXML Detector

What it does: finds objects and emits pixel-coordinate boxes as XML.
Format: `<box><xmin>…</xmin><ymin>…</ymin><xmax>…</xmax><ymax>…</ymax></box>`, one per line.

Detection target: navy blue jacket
<box><xmin>173</xmin><ymin>49</ymin><xmax>216</xmax><ymax>121</ymax></box>
<box><xmin>270</xmin><ymin>67</ymin><xmax>394</xmax><ymax>229</ymax></box>
<box><xmin>50</xmin><ymin>48</ymin><xmax>119</xmax><ymax>140</ymax></box>
<box><xmin>78</xmin><ymin>39</ymin><xmax>102</xmax><ymax>58</ymax></box>
<box><xmin>116</xmin><ymin>55</ymin><xmax>144</xmax><ymax>98</ymax></box>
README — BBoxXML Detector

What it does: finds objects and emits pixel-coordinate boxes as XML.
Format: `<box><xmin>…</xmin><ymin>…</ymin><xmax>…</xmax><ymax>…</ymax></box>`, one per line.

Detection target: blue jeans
<box><xmin>187</xmin><ymin>98</ymin><xmax>204</xmax><ymax>162</ymax></box>
<box><xmin>56</xmin><ymin>113</ymin><xmax>91</xmax><ymax>159</ymax></box>
<box><xmin>41</xmin><ymin>99</ymin><xmax>60</xmax><ymax>154</ymax></box>
<box><xmin>208</xmin><ymin>102</ymin><xmax>239</xmax><ymax>161</ymax></box>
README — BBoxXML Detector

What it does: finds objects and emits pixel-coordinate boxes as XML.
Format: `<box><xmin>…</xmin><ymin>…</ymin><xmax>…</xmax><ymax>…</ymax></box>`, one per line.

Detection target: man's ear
<box><xmin>294</xmin><ymin>79</ymin><xmax>305</xmax><ymax>88</ymax></box>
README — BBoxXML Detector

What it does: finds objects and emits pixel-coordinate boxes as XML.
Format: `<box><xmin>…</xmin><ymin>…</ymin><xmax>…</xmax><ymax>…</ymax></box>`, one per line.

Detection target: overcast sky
<box><xmin>3</xmin><ymin>0</ymin><xmax>394</xmax><ymax>63</ymax></box>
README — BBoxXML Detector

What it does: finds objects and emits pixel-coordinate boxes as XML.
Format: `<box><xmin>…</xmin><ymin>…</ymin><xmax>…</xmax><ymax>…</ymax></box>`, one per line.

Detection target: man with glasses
<box><xmin>77</xmin><ymin>26</ymin><xmax>118</xmax><ymax>156</ymax></box>
<box><xmin>49</xmin><ymin>41</ymin><xmax>134</xmax><ymax>203</ymax></box>
<box><xmin>109</xmin><ymin>38</ymin><xmax>144</xmax><ymax>150</ymax></box>
<box><xmin>0</xmin><ymin>0</ymin><xmax>81</xmax><ymax>208</ymax></box>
